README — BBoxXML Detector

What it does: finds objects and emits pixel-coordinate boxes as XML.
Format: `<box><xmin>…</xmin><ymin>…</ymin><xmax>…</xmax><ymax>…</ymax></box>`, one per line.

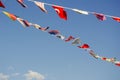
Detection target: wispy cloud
<box><xmin>0</xmin><ymin>73</ymin><xmax>9</xmax><ymax>80</ymax></box>
<box><xmin>24</xmin><ymin>70</ymin><xmax>45</xmax><ymax>80</ymax></box>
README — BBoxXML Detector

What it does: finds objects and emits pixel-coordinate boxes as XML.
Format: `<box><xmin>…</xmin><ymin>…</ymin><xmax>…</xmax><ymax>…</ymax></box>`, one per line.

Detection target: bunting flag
<box><xmin>72</xmin><ymin>9</ymin><xmax>89</xmax><ymax>15</ymax></box>
<box><xmin>112</xmin><ymin>16</ymin><xmax>120</xmax><ymax>23</ymax></box>
<box><xmin>30</xmin><ymin>23</ymin><xmax>49</xmax><ymax>31</ymax></box>
<box><xmin>48</xmin><ymin>30</ymin><xmax>60</xmax><ymax>35</ymax></box>
<box><xmin>52</xmin><ymin>5</ymin><xmax>67</xmax><ymax>20</ymax></box>
<box><xmin>94</xmin><ymin>13</ymin><xmax>106</xmax><ymax>21</ymax></box>
<box><xmin>2</xmin><ymin>11</ymin><xmax>17</xmax><ymax>21</ymax></box>
<box><xmin>17</xmin><ymin>18</ymin><xmax>31</xmax><ymax>27</ymax></box>
<box><xmin>114</xmin><ymin>61</ymin><xmax>120</xmax><ymax>67</ymax></box>
<box><xmin>56</xmin><ymin>34</ymin><xmax>65</xmax><ymax>40</ymax></box>
<box><xmin>33</xmin><ymin>1</ymin><xmax>47</xmax><ymax>13</ymax></box>
<box><xmin>17</xmin><ymin>0</ymin><xmax>27</xmax><ymax>8</ymax></box>
<box><xmin>65</xmin><ymin>36</ymin><xmax>75</xmax><ymax>42</ymax></box>
<box><xmin>78</xmin><ymin>44</ymin><xmax>90</xmax><ymax>49</ymax></box>
<box><xmin>31</xmin><ymin>23</ymin><xmax>41</xmax><ymax>29</ymax></box>
<box><xmin>39</xmin><ymin>26</ymin><xmax>49</xmax><ymax>31</ymax></box>
<box><xmin>88</xmin><ymin>49</ymin><xmax>99</xmax><ymax>59</ymax></box>
<box><xmin>28</xmin><ymin>0</ymin><xmax>120</xmax><ymax>23</ymax></box>
<box><xmin>72</xmin><ymin>38</ymin><xmax>81</xmax><ymax>45</ymax></box>
<box><xmin>1</xmin><ymin>1</ymin><xmax>120</xmax><ymax>67</ymax></box>
<box><xmin>0</xmin><ymin>0</ymin><xmax>5</xmax><ymax>8</ymax></box>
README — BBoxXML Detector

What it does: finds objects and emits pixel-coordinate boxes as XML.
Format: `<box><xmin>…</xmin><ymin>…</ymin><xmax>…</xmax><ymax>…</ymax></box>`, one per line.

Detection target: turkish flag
<box><xmin>112</xmin><ymin>17</ymin><xmax>120</xmax><ymax>23</ymax></box>
<box><xmin>52</xmin><ymin>5</ymin><xmax>67</xmax><ymax>20</ymax></box>
<box><xmin>0</xmin><ymin>1</ymin><xmax>5</xmax><ymax>8</ymax></box>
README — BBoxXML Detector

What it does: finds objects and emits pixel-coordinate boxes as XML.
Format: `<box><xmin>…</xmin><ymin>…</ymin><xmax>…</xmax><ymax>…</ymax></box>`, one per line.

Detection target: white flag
<box><xmin>72</xmin><ymin>9</ymin><xmax>89</xmax><ymax>15</ymax></box>
<box><xmin>72</xmin><ymin>38</ymin><xmax>81</xmax><ymax>45</ymax></box>
<box><xmin>34</xmin><ymin>1</ymin><xmax>47</xmax><ymax>13</ymax></box>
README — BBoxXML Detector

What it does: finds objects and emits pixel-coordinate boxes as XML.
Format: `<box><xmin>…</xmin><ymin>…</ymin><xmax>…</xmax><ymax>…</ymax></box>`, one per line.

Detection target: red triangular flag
<box><xmin>65</xmin><ymin>36</ymin><xmax>75</xmax><ymax>42</ymax></box>
<box><xmin>102</xmin><ymin>57</ymin><xmax>107</xmax><ymax>60</ymax></box>
<box><xmin>0</xmin><ymin>1</ymin><xmax>5</xmax><ymax>8</ymax></box>
<box><xmin>112</xmin><ymin>17</ymin><xmax>120</xmax><ymax>23</ymax></box>
<box><xmin>17</xmin><ymin>0</ymin><xmax>27</xmax><ymax>8</ymax></box>
<box><xmin>94</xmin><ymin>13</ymin><xmax>106</xmax><ymax>21</ymax></box>
<box><xmin>78</xmin><ymin>44</ymin><xmax>90</xmax><ymax>49</ymax></box>
<box><xmin>114</xmin><ymin>61</ymin><xmax>120</xmax><ymax>67</ymax></box>
<box><xmin>52</xmin><ymin>5</ymin><xmax>67</xmax><ymax>20</ymax></box>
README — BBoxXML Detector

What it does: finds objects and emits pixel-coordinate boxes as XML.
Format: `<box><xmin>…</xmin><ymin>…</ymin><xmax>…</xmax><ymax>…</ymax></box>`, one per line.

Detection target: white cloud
<box><xmin>24</xmin><ymin>70</ymin><xmax>45</xmax><ymax>80</ymax></box>
<box><xmin>0</xmin><ymin>73</ymin><xmax>9</xmax><ymax>80</ymax></box>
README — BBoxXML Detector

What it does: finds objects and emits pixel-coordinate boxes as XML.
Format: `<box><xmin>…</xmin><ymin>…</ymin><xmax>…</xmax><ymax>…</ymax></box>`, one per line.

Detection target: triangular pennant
<box><xmin>112</xmin><ymin>16</ymin><xmax>120</xmax><ymax>23</ymax></box>
<box><xmin>94</xmin><ymin>13</ymin><xmax>106</xmax><ymax>21</ymax></box>
<box><xmin>2</xmin><ymin>11</ymin><xmax>17</xmax><ymax>21</ymax></box>
<box><xmin>17</xmin><ymin>0</ymin><xmax>27</xmax><ymax>8</ymax></box>
<box><xmin>78</xmin><ymin>44</ymin><xmax>90</xmax><ymax>49</ymax></box>
<box><xmin>34</xmin><ymin>1</ymin><xmax>47</xmax><ymax>13</ymax></box>
<box><xmin>72</xmin><ymin>38</ymin><xmax>81</xmax><ymax>45</ymax></box>
<box><xmin>17</xmin><ymin>18</ymin><xmax>31</xmax><ymax>27</ymax></box>
<box><xmin>31</xmin><ymin>24</ymin><xmax>41</xmax><ymax>29</ymax></box>
<box><xmin>48</xmin><ymin>30</ymin><xmax>60</xmax><ymax>35</ymax></box>
<box><xmin>39</xmin><ymin>26</ymin><xmax>49</xmax><ymax>31</ymax></box>
<box><xmin>88</xmin><ymin>50</ymin><xmax>99</xmax><ymax>59</ymax></box>
<box><xmin>72</xmin><ymin>9</ymin><xmax>89</xmax><ymax>15</ymax></box>
<box><xmin>65</xmin><ymin>36</ymin><xmax>75</xmax><ymax>42</ymax></box>
<box><xmin>56</xmin><ymin>34</ymin><xmax>65</xmax><ymax>40</ymax></box>
<box><xmin>0</xmin><ymin>1</ymin><xmax>5</xmax><ymax>8</ymax></box>
<box><xmin>114</xmin><ymin>61</ymin><xmax>120</xmax><ymax>67</ymax></box>
<box><xmin>52</xmin><ymin>5</ymin><xmax>67</xmax><ymax>20</ymax></box>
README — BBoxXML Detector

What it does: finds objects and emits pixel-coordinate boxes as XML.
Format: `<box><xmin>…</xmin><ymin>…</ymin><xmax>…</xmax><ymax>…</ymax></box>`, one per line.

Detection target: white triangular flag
<box><xmin>34</xmin><ymin>1</ymin><xmax>47</xmax><ymax>13</ymax></box>
<box><xmin>72</xmin><ymin>9</ymin><xmax>89</xmax><ymax>15</ymax></box>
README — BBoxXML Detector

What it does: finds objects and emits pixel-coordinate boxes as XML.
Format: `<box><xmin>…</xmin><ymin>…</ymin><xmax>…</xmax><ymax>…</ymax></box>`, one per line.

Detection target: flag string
<box><xmin>28</xmin><ymin>0</ymin><xmax>119</xmax><ymax>18</ymax></box>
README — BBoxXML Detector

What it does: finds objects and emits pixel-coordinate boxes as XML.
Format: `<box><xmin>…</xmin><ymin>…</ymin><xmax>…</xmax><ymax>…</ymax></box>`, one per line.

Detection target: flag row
<box><xmin>2</xmin><ymin>10</ymin><xmax>120</xmax><ymax>67</ymax></box>
<box><xmin>0</xmin><ymin>0</ymin><xmax>120</xmax><ymax>22</ymax></box>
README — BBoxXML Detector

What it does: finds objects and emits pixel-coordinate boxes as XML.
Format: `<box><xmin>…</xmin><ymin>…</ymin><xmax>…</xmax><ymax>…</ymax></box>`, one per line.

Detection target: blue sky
<box><xmin>0</xmin><ymin>0</ymin><xmax>120</xmax><ymax>80</ymax></box>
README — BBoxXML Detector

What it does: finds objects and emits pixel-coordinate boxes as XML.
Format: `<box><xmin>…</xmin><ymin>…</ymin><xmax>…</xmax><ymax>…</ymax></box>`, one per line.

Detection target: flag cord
<box><xmin>28</xmin><ymin>0</ymin><xmax>119</xmax><ymax>18</ymax></box>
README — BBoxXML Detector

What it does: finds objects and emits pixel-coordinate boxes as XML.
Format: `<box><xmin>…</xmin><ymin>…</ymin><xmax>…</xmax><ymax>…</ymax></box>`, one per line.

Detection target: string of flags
<box><xmin>28</xmin><ymin>0</ymin><xmax>120</xmax><ymax>22</ymax></box>
<box><xmin>2</xmin><ymin>10</ymin><xmax>120</xmax><ymax>67</ymax></box>
<box><xmin>0</xmin><ymin>0</ymin><xmax>120</xmax><ymax>67</ymax></box>
<box><xmin>0</xmin><ymin>0</ymin><xmax>120</xmax><ymax>22</ymax></box>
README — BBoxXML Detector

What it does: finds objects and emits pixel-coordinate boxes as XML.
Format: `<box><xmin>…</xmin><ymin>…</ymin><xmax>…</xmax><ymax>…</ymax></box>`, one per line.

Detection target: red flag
<box><xmin>17</xmin><ymin>0</ymin><xmax>27</xmax><ymax>8</ymax></box>
<box><xmin>65</xmin><ymin>36</ymin><xmax>75</xmax><ymax>42</ymax></box>
<box><xmin>52</xmin><ymin>5</ymin><xmax>67</xmax><ymax>20</ymax></box>
<box><xmin>102</xmin><ymin>57</ymin><xmax>107</xmax><ymax>60</ymax></box>
<box><xmin>94</xmin><ymin>13</ymin><xmax>106</xmax><ymax>21</ymax></box>
<box><xmin>114</xmin><ymin>61</ymin><xmax>120</xmax><ymax>67</ymax></box>
<box><xmin>0</xmin><ymin>1</ymin><xmax>5</xmax><ymax>8</ymax></box>
<box><xmin>112</xmin><ymin>17</ymin><xmax>120</xmax><ymax>23</ymax></box>
<box><xmin>78</xmin><ymin>44</ymin><xmax>90</xmax><ymax>49</ymax></box>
